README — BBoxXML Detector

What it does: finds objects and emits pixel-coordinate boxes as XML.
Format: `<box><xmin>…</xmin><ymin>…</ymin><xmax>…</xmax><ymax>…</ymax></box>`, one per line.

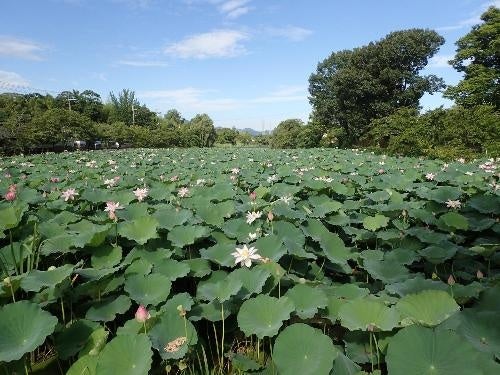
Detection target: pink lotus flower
<box><xmin>170</xmin><ymin>175</ymin><xmax>179</xmax><ymax>182</ymax></box>
<box><xmin>4</xmin><ymin>190</ymin><xmax>16</xmax><ymax>201</ymax></box>
<box><xmin>133</xmin><ymin>187</ymin><xmax>149</xmax><ymax>202</ymax></box>
<box><xmin>104</xmin><ymin>201</ymin><xmax>124</xmax><ymax>221</ymax></box>
<box><xmin>178</xmin><ymin>187</ymin><xmax>189</xmax><ymax>198</ymax></box>
<box><xmin>61</xmin><ymin>188</ymin><xmax>79</xmax><ymax>202</ymax></box>
<box><xmin>50</xmin><ymin>177</ymin><xmax>60</xmax><ymax>183</ymax></box>
<box><xmin>135</xmin><ymin>305</ymin><xmax>151</xmax><ymax>323</ymax></box>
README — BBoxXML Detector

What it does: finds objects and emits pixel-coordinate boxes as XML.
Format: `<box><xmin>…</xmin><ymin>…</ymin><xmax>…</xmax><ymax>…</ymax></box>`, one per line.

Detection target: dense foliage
<box><xmin>0</xmin><ymin>90</ymin><xmax>258</xmax><ymax>154</ymax></box>
<box><xmin>444</xmin><ymin>6</ymin><xmax>500</xmax><ymax>109</ymax></box>
<box><xmin>309</xmin><ymin>29</ymin><xmax>445</xmax><ymax>145</ymax></box>
<box><xmin>0</xmin><ymin>148</ymin><xmax>499</xmax><ymax>374</ymax></box>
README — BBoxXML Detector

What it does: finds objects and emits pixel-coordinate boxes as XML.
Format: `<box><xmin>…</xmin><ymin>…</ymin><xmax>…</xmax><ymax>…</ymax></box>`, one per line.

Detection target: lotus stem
<box><xmin>373</xmin><ymin>332</ymin><xmax>381</xmax><ymax>370</ymax></box>
<box><xmin>369</xmin><ymin>331</ymin><xmax>374</xmax><ymax>372</ymax></box>
<box><xmin>220</xmin><ymin>302</ymin><xmax>225</xmax><ymax>374</ymax></box>
<box><xmin>61</xmin><ymin>298</ymin><xmax>66</xmax><ymax>324</ymax></box>
<box><xmin>9</xmin><ymin>230</ymin><xmax>19</xmax><ymax>276</ymax></box>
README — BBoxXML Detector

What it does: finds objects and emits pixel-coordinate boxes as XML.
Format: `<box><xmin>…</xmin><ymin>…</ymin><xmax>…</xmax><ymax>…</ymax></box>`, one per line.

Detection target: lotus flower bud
<box><xmin>447</xmin><ymin>275</ymin><xmax>455</xmax><ymax>286</ymax></box>
<box><xmin>135</xmin><ymin>305</ymin><xmax>151</xmax><ymax>323</ymax></box>
<box><xmin>267</xmin><ymin>211</ymin><xmax>274</xmax><ymax>222</ymax></box>
<box><xmin>477</xmin><ymin>270</ymin><xmax>484</xmax><ymax>280</ymax></box>
<box><xmin>249</xmin><ymin>191</ymin><xmax>256</xmax><ymax>201</ymax></box>
<box><xmin>4</xmin><ymin>190</ymin><xmax>16</xmax><ymax>201</ymax></box>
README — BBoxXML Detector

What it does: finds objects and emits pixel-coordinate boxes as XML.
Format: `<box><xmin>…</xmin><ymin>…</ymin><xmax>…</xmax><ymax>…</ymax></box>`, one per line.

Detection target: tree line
<box><xmin>0</xmin><ymin>88</ymin><xmax>259</xmax><ymax>154</ymax></box>
<box><xmin>271</xmin><ymin>6</ymin><xmax>499</xmax><ymax>159</ymax></box>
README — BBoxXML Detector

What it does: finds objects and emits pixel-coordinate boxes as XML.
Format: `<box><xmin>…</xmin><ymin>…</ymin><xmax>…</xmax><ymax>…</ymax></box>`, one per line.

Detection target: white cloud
<box><xmin>139</xmin><ymin>87</ymin><xmax>241</xmax><ymax>112</ymax></box>
<box><xmin>428</xmin><ymin>54</ymin><xmax>454</xmax><ymax>68</ymax></box>
<box><xmin>251</xmin><ymin>85</ymin><xmax>308</xmax><ymax>103</ymax></box>
<box><xmin>0</xmin><ymin>36</ymin><xmax>44</xmax><ymax>60</ymax></box>
<box><xmin>117</xmin><ymin>60</ymin><xmax>168</xmax><ymax>67</ymax></box>
<box><xmin>265</xmin><ymin>26</ymin><xmax>313</xmax><ymax>42</ymax></box>
<box><xmin>111</xmin><ymin>0</ymin><xmax>152</xmax><ymax>8</ymax></box>
<box><xmin>0</xmin><ymin>70</ymin><xmax>30</xmax><ymax>88</ymax></box>
<box><xmin>165</xmin><ymin>30</ymin><xmax>248</xmax><ymax>59</ymax></box>
<box><xmin>437</xmin><ymin>0</ymin><xmax>499</xmax><ymax>31</ymax></box>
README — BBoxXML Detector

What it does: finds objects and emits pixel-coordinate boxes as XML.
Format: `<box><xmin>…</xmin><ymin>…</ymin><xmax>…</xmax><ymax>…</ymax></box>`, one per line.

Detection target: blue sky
<box><xmin>0</xmin><ymin>0</ymin><xmax>498</xmax><ymax>130</ymax></box>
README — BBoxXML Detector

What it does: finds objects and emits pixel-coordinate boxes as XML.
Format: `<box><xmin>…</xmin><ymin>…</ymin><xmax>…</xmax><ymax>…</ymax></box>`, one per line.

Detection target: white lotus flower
<box><xmin>231</xmin><ymin>245</ymin><xmax>262</xmax><ymax>268</ymax></box>
<box><xmin>246</xmin><ymin>211</ymin><xmax>262</xmax><ymax>224</ymax></box>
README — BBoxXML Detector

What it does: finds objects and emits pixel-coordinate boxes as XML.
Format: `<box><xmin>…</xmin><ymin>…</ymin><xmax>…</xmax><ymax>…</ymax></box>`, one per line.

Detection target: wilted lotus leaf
<box><xmin>338</xmin><ymin>299</ymin><xmax>399</xmax><ymax>331</ymax></box>
<box><xmin>237</xmin><ymin>295</ymin><xmax>294</xmax><ymax>338</ymax></box>
<box><xmin>96</xmin><ymin>334</ymin><xmax>153</xmax><ymax>375</ymax></box>
<box><xmin>0</xmin><ymin>301</ymin><xmax>58</xmax><ymax>362</ymax></box>
<box><xmin>273</xmin><ymin>323</ymin><xmax>338</xmax><ymax>375</ymax></box>
<box><xmin>386</xmin><ymin>325</ymin><xmax>482</xmax><ymax>375</ymax></box>
<box><xmin>396</xmin><ymin>290</ymin><xmax>459</xmax><ymax>327</ymax></box>
<box><xmin>149</xmin><ymin>311</ymin><xmax>198</xmax><ymax>360</ymax></box>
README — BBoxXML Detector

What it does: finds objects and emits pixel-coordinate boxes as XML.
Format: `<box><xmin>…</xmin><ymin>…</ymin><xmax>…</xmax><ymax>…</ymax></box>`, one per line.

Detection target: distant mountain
<box><xmin>240</xmin><ymin>128</ymin><xmax>261</xmax><ymax>136</ymax></box>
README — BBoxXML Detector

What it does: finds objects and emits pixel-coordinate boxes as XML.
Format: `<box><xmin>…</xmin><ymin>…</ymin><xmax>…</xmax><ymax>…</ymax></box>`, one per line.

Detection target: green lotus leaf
<box><xmin>439</xmin><ymin>212</ymin><xmax>468</xmax><ymax>231</ymax></box>
<box><xmin>20</xmin><ymin>263</ymin><xmax>74</xmax><ymax>292</ymax></box>
<box><xmin>66</xmin><ymin>354</ymin><xmax>97</xmax><ymax>375</ymax></box>
<box><xmin>118</xmin><ymin>216</ymin><xmax>159</xmax><ymax>245</ymax></box>
<box><xmin>154</xmin><ymin>258</ymin><xmax>190</xmax><ymax>281</ymax></box>
<box><xmin>445</xmin><ymin>310</ymin><xmax>500</xmax><ymax>357</ymax></box>
<box><xmin>91</xmin><ymin>244</ymin><xmax>122</xmax><ymax>269</ymax></box>
<box><xmin>418</xmin><ymin>245</ymin><xmax>457</xmax><ymax>264</ymax></box>
<box><xmin>253</xmin><ymin>234</ymin><xmax>287</xmax><ymax>261</ymax></box>
<box><xmin>309</xmin><ymin>195</ymin><xmax>342</xmax><ymax>217</ymax></box>
<box><xmin>55</xmin><ymin>319</ymin><xmax>100</xmax><ymax>359</ymax></box>
<box><xmin>184</xmin><ymin>258</ymin><xmax>212</xmax><ymax>278</ymax></box>
<box><xmin>363</xmin><ymin>214</ymin><xmax>390</xmax><ymax>231</ymax></box>
<box><xmin>120</xmin><ymin>203</ymin><xmax>149</xmax><ymax>221</ymax></box>
<box><xmin>167</xmin><ymin>224</ymin><xmax>210</xmax><ymax>248</ymax></box>
<box><xmin>79</xmin><ymin>327</ymin><xmax>109</xmax><ymax>357</ymax></box>
<box><xmin>124</xmin><ymin>258</ymin><xmax>152</xmax><ymax>277</ymax></box>
<box><xmin>425</xmin><ymin>186</ymin><xmax>462</xmax><ymax>203</ymax></box>
<box><xmin>124</xmin><ymin>273</ymin><xmax>172</xmax><ymax>306</ymax></box>
<box><xmin>96</xmin><ymin>334</ymin><xmax>153</xmax><ymax>375</ymax></box>
<box><xmin>229</xmin><ymin>352</ymin><xmax>263</xmax><ymax>371</ymax></box>
<box><xmin>0</xmin><ymin>301</ymin><xmax>58</xmax><ymax>362</ymax></box>
<box><xmin>331</xmin><ymin>352</ymin><xmax>361</xmax><ymax>375</ymax></box>
<box><xmin>285</xmin><ymin>284</ymin><xmax>328</xmax><ymax>319</ymax></box>
<box><xmin>196</xmin><ymin>200</ymin><xmax>235</xmax><ymax>227</ymax></box>
<box><xmin>227</xmin><ymin>266</ymin><xmax>271</xmax><ymax>300</ymax></box>
<box><xmin>222</xmin><ymin>218</ymin><xmax>251</xmax><ymax>241</ymax></box>
<box><xmin>385</xmin><ymin>277</ymin><xmax>447</xmax><ymax>297</ymax></box>
<box><xmin>39</xmin><ymin>234</ymin><xmax>75</xmax><ymax>255</ymax></box>
<box><xmin>338</xmin><ymin>299</ymin><xmax>399</xmax><ymax>331</ymax></box>
<box><xmin>467</xmin><ymin>195</ymin><xmax>500</xmax><ymax>214</ymax></box>
<box><xmin>396</xmin><ymin>290</ymin><xmax>459</xmax><ymax>327</ymax></box>
<box><xmin>189</xmin><ymin>300</ymin><xmax>233</xmax><ymax>322</ymax></box>
<box><xmin>302</xmin><ymin>219</ymin><xmax>351</xmax><ymax>267</ymax></box>
<box><xmin>363</xmin><ymin>258</ymin><xmax>410</xmax><ymax>284</ymax></box>
<box><xmin>0</xmin><ymin>203</ymin><xmax>26</xmax><ymax>231</ymax></box>
<box><xmin>237</xmin><ymin>295</ymin><xmax>294</xmax><ymax>338</ymax></box>
<box><xmin>200</xmin><ymin>242</ymin><xmax>237</xmax><ymax>267</ymax></box>
<box><xmin>273</xmin><ymin>221</ymin><xmax>314</xmax><ymax>259</ymax></box>
<box><xmin>273</xmin><ymin>323</ymin><xmax>338</xmax><ymax>375</ymax></box>
<box><xmin>69</xmin><ymin>220</ymin><xmax>111</xmax><ymax>248</ymax></box>
<box><xmin>153</xmin><ymin>206</ymin><xmax>192</xmax><ymax>230</ymax></box>
<box><xmin>86</xmin><ymin>295</ymin><xmax>131</xmax><ymax>322</ymax></box>
<box><xmin>149</xmin><ymin>311</ymin><xmax>198</xmax><ymax>360</ymax></box>
<box><xmin>386</xmin><ymin>325</ymin><xmax>482</xmax><ymax>375</ymax></box>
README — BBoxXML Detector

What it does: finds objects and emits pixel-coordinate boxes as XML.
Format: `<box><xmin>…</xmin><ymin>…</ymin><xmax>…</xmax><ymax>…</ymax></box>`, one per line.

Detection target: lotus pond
<box><xmin>0</xmin><ymin>148</ymin><xmax>499</xmax><ymax>375</ymax></box>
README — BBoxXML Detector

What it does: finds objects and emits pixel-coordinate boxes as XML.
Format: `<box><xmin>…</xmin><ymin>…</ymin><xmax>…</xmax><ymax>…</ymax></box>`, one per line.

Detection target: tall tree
<box><xmin>189</xmin><ymin>114</ymin><xmax>217</xmax><ymax>147</ymax></box>
<box><xmin>444</xmin><ymin>6</ymin><xmax>500</xmax><ymax>109</ymax></box>
<box><xmin>108</xmin><ymin>89</ymin><xmax>156</xmax><ymax>127</ymax></box>
<box><xmin>309</xmin><ymin>29</ymin><xmax>445</xmax><ymax>145</ymax></box>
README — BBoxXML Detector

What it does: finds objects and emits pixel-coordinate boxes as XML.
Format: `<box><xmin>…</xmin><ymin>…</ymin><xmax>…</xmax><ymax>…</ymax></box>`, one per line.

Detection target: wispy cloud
<box><xmin>219</xmin><ymin>0</ymin><xmax>252</xmax><ymax>19</ymax></box>
<box><xmin>165</xmin><ymin>29</ymin><xmax>248</xmax><ymax>59</ymax></box>
<box><xmin>428</xmin><ymin>54</ymin><xmax>454</xmax><ymax>68</ymax></box>
<box><xmin>111</xmin><ymin>0</ymin><xmax>153</xmax><ymax>8</ymax></box>
<box><xmin>0</xmin><ymin>70</ymin><xmax>30</xmax><ymax>88</ymax></box>
<box><xmin>265</xmin><ymin>26</ymin><xmax>313</xmax><ymax>42</ymax></box>
<box><xmin>437</xmin><ymin>0</ymin><xmax>499</xmax><ymax>31</ymax></box>
<box><xmin>117</xmin><ymin>59</ymin><xmax>168</xmax><ymax>67</ymax></box>
<box><xmin>0</xmin><ymin>36</ymin><xmax>45</xmax><ymax>60</ymax></box>
<box><xmin>251</xmin><ymin>85</ymin><xmax>308</xmax><ymax>103</ymax></box>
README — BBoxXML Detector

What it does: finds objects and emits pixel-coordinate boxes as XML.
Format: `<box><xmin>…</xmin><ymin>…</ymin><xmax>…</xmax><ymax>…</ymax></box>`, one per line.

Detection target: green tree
<box><xmin>270</xmin><ymin>119</ymin><xmax>304</xmax><ymax>148</ymax></box>
<box><xmin>309</xmin><ymin>29</ymin><xmax>445</xmax><ymax>145</ymax></box>
<box><xmin>162</xmin><ymin>109</ymin><xmax>185</xmax><ymax>127</ymax></box>
<box><xmin>108</xmin><ymin>89</ymin><xmax>156</xmax><ymax>127</ymax></box>
<box><xmin>189</xmin><ymin>114</ymin><xmax>217</xmax><ymax>147</ymax></box>
<box><xmin>216</xmin><ymin>127</ymin><xmax>239</xmax><ymax>145</ymax></box>
<box><xmin>444</xmin><ymin>6</ymin><xmax>500</xmax><ymax>109</ymax></box>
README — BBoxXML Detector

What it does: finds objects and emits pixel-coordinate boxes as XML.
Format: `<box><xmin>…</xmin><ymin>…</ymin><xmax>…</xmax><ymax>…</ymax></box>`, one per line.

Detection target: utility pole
<box><xmin>132</xmin><ymin>104</ymin><xmax>136</xmax><ymax>126</ymax></box>
<box><xmin>67</xmin><ymin>93</ymin><xmax>77</xmax><ymax>111</ymax></box>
